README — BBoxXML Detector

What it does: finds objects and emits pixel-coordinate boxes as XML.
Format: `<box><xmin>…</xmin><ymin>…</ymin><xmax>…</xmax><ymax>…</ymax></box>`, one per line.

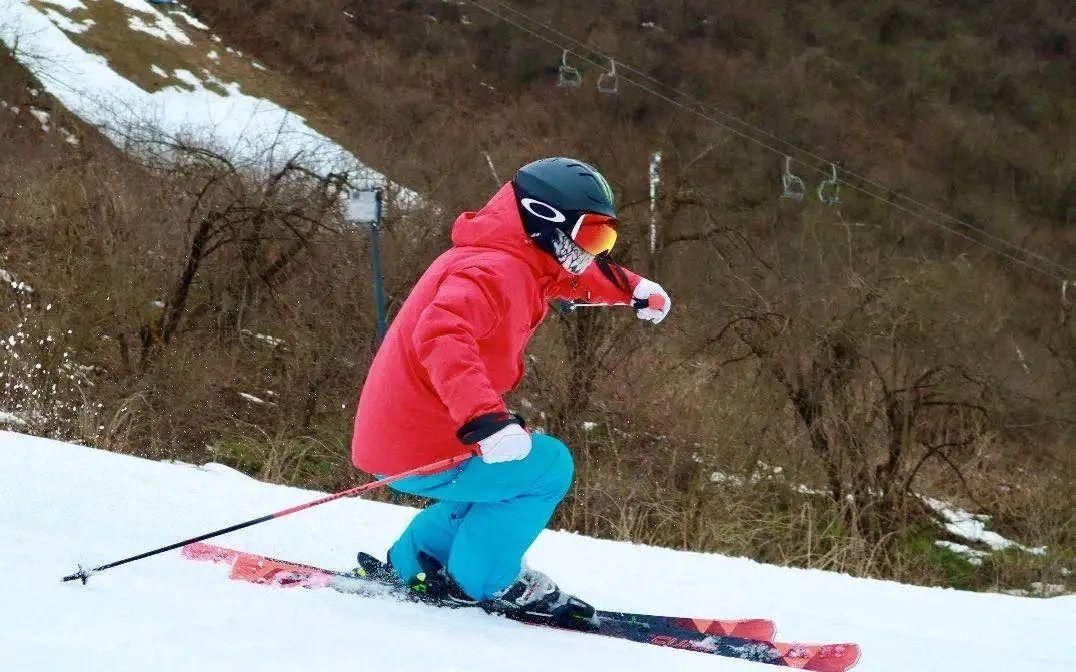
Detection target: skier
<box><xmin>350</xmin><ymin>157</ymin><xmax>671</xmax><ymax>622</ymax></box>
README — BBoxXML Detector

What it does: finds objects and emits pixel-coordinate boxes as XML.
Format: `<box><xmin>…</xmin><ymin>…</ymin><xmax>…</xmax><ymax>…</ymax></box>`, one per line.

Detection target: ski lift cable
<box><xmin>467</xmin><ymin>1</ymin><xmax>1065</xmax><ymax>281</ymax></box>
<box><xmin>480</xmin><ymin>0</ymin><xmax>1070</xmax><ymax>277</ymax></box>
<box><xmin>467</xmin><ymin>0</ymin><xmax>1072</xmax><ymax>281</ymax></box>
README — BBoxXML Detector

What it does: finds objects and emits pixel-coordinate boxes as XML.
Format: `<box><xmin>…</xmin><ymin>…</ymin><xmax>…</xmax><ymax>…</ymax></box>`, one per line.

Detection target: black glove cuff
<box><xmin>457</xmin><ymin>412</ymin><xmax>526</xmax><ymax>445</ymax></box>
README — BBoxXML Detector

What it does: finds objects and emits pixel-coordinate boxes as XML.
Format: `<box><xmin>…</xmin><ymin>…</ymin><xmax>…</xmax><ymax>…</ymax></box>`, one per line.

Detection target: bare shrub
<box><xmin>0</xmin><ymin>297</ymin><xmax>88</xmax><ymax>439</ymax></box>
<box><xmin>2</xmin><ymin>1</ymin><xmax>1072</xmax><ymax>592</ymax></box>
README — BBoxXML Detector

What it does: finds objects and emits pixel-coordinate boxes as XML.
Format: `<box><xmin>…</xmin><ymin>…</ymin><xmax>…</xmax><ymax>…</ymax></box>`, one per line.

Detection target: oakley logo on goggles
<box><xmin>571</xmin><ymin>212</ymin><xmax>618</xmax><ymax>255</ymax></box>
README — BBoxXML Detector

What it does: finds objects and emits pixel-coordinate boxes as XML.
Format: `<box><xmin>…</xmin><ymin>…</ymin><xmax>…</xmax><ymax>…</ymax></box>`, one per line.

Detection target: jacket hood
<box><xmin>451</xmin><ymin>183</ymin><xmax>564</xmax><ymax>279</ymax></box>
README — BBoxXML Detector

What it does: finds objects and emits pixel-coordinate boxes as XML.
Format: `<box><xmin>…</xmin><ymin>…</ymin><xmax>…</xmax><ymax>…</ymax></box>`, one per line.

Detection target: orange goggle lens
<box><xmin>571</xmin><ymin>213</ymin><xmax>618</xmax><ymax>255</ymax></box>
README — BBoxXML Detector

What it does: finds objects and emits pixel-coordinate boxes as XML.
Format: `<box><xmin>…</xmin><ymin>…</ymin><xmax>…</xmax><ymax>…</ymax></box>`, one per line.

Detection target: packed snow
<box><xmin>170</xmin><ymin>8</ymin><xmax>207</xmax><ymax>31</ymax></box>
<box><xmin>238</xmin><ymin>392</ymin><xmax>274</xmax><ymax>406</ymax></box>
<box><xmin>28</xmin><ymin>106</ymin><xmax>50</xmax><ymax>131</ymax></box>
<box><xmin>127</xmin><ymin>13</ymin><xmax>192</xmax><ymax>46</ymax></box>
<box><xmin>39</xmin><ymin>6</ymin><xmax>92</xmax><ymax>33</ymax></box>
<box><xmin>238</xmin><ymin>329</ymin><xmax>287</xmax><ymax>349</ymax></box>
<box><xmin>0</xmin><ymin>430</ymin><xmax>1071</xmax><ymax>671</ymax></box>
<box><xmin>922</xmin><ymin>496</ymin><xmax>1046</xmax><ymax>556</ymax></box>
<box><xmin>58</xmin><ymin>125</ymin><xmax>78</xmax><ymax>144</ymax></box>
<box><xmin>933</xmin><ymin>541</ymin><xmax>990</xmax><ymax>566</ymax></box>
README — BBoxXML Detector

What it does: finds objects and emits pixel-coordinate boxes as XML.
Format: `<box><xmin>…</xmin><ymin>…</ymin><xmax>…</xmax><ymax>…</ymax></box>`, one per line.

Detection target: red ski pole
<box><xmin>61</xmin><ymin>450</ymin><xmax>476</xmax><ymax>584</ymax></box>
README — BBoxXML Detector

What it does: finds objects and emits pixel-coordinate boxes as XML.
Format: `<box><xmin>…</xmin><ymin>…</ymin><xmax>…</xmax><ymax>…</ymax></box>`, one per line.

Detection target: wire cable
<box><xmin>467</xmin><ymin>0</ymin><xmax>1072</xmax><ymax>282</ymax></box>
<box><xmin>484</xmin><ymin>0</ymin><xmax>1070</xmax><ymax>276</ymax></box>
<box><xmin>487</xmin><ymin>0</ymin><xmax>1072</xmax><ymax>279</ymax></box>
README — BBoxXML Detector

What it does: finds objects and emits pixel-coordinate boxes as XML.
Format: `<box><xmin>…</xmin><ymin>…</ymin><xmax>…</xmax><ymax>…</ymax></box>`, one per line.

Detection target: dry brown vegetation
<box><xmin>2</xmin><ymin>2</ymin><xmax>1073</xmax><ymax>593</ymax></box>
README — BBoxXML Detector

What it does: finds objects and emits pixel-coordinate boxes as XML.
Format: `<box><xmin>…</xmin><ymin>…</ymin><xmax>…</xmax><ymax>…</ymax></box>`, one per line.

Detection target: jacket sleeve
<box><xmin>555</xmin><ymin>259</ymin><xmax>642</xmax><ymax>305</ymax></box>
<box><xmin>411</xmin><ymin>268</ymin><xmax>508</xmax><ymax>428</ymax></box>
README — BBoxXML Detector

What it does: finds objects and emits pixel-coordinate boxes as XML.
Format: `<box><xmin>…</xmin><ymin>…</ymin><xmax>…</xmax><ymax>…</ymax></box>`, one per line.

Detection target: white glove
<box><xmin>633</xmin><ymin>278</ymin><xmax>672</xmax><ymax>324</ymax></box>
<box><xmin>478</xmin><ymin>424</ymin><xmax>532</xmax><ymax>463</ymax></box>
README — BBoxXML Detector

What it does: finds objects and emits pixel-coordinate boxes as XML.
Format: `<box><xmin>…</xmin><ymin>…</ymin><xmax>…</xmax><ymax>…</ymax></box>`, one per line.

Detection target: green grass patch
<box><xmin>210</xmin><ymin>427</ymin><xmax>353</xmax><ymax>487</ymax></box>
<box><xmin>900</xmin><ymin>523</ymin><xmax>979</xmax><ymax>590</ymax></box>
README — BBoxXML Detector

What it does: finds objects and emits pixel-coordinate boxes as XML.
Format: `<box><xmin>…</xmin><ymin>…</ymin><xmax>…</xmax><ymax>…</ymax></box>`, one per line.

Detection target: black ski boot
<box><xmin>350</xmin><ymin>553</ymin><xmax>595</xmax><ymax>627</ymax></box>
<box><xmin>349</xmin><ymin>552</ymin><xmax>397</xmax><ymax>584</ymax></box>
<box><xmin>410</xmin><ymin>557</ymin><xmax>597</xmax><ymax>627</ymax></box>
<box><xmin>481</xmin><ymin>567</ymin><xmax>598</xmax><ymax>628</ymax></box>
<box><xmin>350</xmin><ymin>551</ymin><xmax>459</xmax><ymax>604</ymax></box>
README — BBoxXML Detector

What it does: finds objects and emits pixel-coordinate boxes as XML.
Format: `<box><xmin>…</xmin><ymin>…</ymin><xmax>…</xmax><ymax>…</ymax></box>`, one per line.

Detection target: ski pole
<box><xmin>61</xmin><ymin>450</ymin><xmax>476</xmax><ymax>584</ymax></box>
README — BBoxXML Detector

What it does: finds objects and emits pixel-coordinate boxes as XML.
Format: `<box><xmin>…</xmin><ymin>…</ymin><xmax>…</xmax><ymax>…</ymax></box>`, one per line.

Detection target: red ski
<box><xmin>182</xmin><ymin>542</ymin><xmax>860</xmax><ymax>670</ymax></box>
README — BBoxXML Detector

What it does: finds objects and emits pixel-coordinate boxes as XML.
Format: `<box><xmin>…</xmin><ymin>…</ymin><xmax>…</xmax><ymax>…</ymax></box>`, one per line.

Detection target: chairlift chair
<box><xmin>781</xmin><ymin>156</ymin><xmax>806</xmax><ymax>201</ymax></box>
<box><xmin>556</xmin><ymin>50</ymin><xmax>581</xmax><ymax>88</ymax></box>
<box><xmin>818</xmin><ymin>163</ymin><xmax>841</xmax><ymax>205</ymax></box>
<box><xmin>597</xmin><ymin>58</ymin><xmax>619</xmax><ymax>94</ymax></box>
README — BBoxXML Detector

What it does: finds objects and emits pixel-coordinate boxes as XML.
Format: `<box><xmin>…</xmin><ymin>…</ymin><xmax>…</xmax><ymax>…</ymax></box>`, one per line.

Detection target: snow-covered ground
<box><xmin>0</xmin><ymin>0</ymin><xmax>410</xmax><ymax>194</ymax></box>
<box><xmin>0</xmin><ymin>430</ymin><xmax>1072</xmax><ymax>671</ymax></box>
<box><xmin>710</xmin><ymin>464</ymin><xmax>1049</xmax><ymax>570</ymax></box>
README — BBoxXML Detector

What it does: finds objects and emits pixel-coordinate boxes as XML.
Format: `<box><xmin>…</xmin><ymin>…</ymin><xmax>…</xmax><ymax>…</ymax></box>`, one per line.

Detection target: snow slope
<box><xmin>0</xmin><ymin>431</ymin><xmax>1071</xmax><ymax>672</ymax></box>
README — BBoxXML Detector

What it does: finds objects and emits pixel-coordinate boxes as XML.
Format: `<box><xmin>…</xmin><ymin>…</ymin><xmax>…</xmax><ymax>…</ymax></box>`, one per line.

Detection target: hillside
<box><xmin>2</xmin><ymin>430</ymin><xmax>1074</xmax><ymax>671</ymax></box>
<box><xmin>0</xmin><ymin>0</ymin><xmax>1073</xmax><ymax>597</ymax></box>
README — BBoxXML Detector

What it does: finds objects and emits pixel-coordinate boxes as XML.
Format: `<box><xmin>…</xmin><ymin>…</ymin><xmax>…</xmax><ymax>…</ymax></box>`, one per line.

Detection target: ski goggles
<box><xmin>570</xmin><ymin>212</ymin><xmax>618</xmax><ymax>255</ymax></box>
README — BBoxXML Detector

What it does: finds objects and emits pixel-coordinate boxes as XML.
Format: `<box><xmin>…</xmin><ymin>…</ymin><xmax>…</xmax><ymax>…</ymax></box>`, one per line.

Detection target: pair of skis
<box><xmin>181</xmin><ymin>542</ymin><xmax>861</xmax><ymax>670</ymax></box>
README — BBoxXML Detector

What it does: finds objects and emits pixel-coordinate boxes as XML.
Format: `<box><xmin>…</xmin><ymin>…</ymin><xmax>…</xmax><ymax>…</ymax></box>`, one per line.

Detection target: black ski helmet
<box><xmin>512</xmin><ymin>157</ymin><xmax>617</xmax><ymax>273</ymax></box>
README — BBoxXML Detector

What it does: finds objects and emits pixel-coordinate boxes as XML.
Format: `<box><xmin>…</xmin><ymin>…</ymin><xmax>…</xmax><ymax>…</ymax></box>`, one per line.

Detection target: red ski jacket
<box><xmin>351</xmin><ymin>183</ymin><xmax>641</xmax><ymax>475</ymax></box>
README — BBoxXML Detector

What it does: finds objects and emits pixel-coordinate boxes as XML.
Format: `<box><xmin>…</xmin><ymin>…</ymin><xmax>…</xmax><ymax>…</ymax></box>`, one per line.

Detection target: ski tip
<box><xmin>796</xmin><ymin>643</ymin><xmax>862</xmax><ymax>672</ymax></box>
<box><xmin>841</xmin><ymin>643</ymin><xmax>862</xmax><ymax>670</ymax></box>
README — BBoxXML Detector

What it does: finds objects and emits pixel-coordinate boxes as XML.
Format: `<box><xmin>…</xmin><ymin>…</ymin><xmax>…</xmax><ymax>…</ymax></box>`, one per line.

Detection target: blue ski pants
<box><xmin>386</xmin><ymin>434</ymin><xmax>574</xmax><ymax>600</ymax></box>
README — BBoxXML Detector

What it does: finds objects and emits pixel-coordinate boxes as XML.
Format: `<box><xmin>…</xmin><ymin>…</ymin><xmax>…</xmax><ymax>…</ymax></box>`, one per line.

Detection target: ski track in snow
<box><xmin>0</xmin><ymin>431</ymin><xmax>1072</xmax><ymax>671</ymax></box>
